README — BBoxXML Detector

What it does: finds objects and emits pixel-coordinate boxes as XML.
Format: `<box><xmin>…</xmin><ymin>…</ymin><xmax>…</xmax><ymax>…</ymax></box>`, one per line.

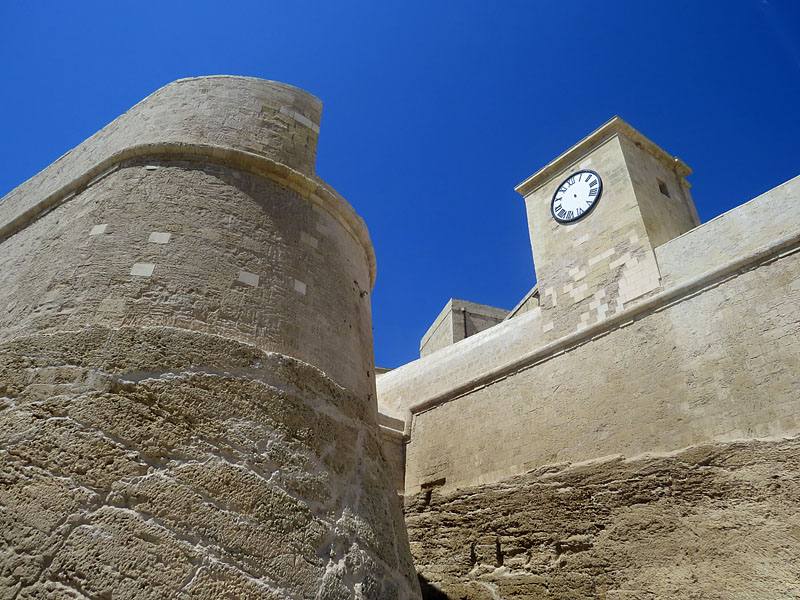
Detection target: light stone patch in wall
<box><xmin>130</xmin><ymin>263</ymin><xmax>155</xmax><ymax>277</ymax></box>
<box><xmin>237</xmin><ymin>270</ymin><xmax>259</xmax><ymax>287</ymax></box>
<box><xmin>312</xmin><ymin>203</ymin><xmax>332</xmax><ymax>235</ymax></box>
<box><xmin>597</xmin><ymin>302</ymin><xmax>609</xmax><ymax>320</ymax></box>
<box><xmin>618</xmin><ymin>259</ymin><xmax>660</xmax><ymax>303</ymax></box>
<box><xmin>294</xmin><ymin>279</ymin><xmax>307</xmax><ymax>295</ymax></box>
<box><xmin>542</xmin><ymin>321</ymin><xmax>554</xmax><ymax>333</ymax></box>
<box><xmin>573</xmin><ymin>234</ymin><xmax>590</xmax><ymax>247</ymax></box>
<box><xmin>148</xmin><ymin>232</ymin><xmax>171</xmax><ymax>244</ymax></box>
<box><xmin>89</xmin><ymin>224</ymin><xmax>108</xmax><ymax>236</ymax></box>
<box><xmin>579</xmin><ymin>157</ymin><xmax>593</xmax><ymax>168</ymax></box>
<box><xmin>609</xmin><ymin>252</ymin><xmax>632</xmax><ymax>270</ymax></box>
<box><xmin>570</xmin><ymin>282</ymin><xmax>589</xmax><ymax>303</ymax></box>
<box><xmin>301</xmin><ymin>232</ymin><xmax>319</xmax><ymax>249</ymax></box>
<box><xmin>544</xmin><ymin>287</ymin><xmax>557</xmax><ymax>307</ymax></box>
<box><xmin>588</xmin><ymin>248</ymin><xmax>615</xmax><ymax>266</ymax></box>
<box><xmin>279</xmin><ymin>105</ymin><xmax>321</xmax><ymax>133</ymax></box>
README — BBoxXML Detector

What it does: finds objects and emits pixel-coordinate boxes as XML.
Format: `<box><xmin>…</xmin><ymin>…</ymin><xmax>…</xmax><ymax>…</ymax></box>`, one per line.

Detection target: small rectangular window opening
<box><xmin>657</xmin><ymin>178</ymin><xmax>670</xmax><ymax>197</ymax></box>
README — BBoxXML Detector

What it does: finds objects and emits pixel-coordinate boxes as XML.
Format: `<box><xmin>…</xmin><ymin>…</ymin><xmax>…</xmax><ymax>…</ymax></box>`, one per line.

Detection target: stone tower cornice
<box><xmin>515</xmin><ymin>115</ymin><xmax>692</xmax><ymax>198</ymax></box>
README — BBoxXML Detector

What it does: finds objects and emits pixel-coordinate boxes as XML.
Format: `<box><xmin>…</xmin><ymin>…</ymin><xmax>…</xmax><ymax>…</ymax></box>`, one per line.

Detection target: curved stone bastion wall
<box><xmin>0</xmin><ymin>77</ymin><xmax>421</xmax><ymax>599</ymax></box>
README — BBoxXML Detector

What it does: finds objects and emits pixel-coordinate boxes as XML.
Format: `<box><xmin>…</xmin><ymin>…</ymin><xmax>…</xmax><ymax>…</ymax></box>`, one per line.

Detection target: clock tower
<box><xmin>515</xmin><ymin>117</ymin><xmax>699</xmax><ymax>337</ymax></box>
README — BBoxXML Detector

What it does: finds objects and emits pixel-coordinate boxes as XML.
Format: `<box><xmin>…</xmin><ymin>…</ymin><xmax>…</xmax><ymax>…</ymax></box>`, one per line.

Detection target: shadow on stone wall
<box><xmin>418</xmin><ymin>574</ymin><xmax>452</xmax><ymax>600</ymax></box>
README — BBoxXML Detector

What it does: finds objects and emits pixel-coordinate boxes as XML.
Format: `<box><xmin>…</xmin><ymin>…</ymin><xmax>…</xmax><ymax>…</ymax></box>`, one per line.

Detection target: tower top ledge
<box><xmin>0</xmin><ymin>76</ymin><xmax>377</xmax><ymax>288</ymax></box>
<box><xmin>515</xmin><ymin>116</ymin><xmax>692</xmax><ymax>198</ymax></box>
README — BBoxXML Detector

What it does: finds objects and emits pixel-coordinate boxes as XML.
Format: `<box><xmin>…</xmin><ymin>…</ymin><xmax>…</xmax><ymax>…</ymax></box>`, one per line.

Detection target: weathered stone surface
<box><xmin>0</xmin><ymin>327</ymin><xmax>419</xmax><ymax>598</ymax></box>
<box><xmin>394</xmin><ymin>247</ymin><xmax>800</xmax><ymax>494</ymax></box>
<box><xmin>405</xmin><ymin>437</ymin><xmax>800</xmax><ymax>599</ymax></box>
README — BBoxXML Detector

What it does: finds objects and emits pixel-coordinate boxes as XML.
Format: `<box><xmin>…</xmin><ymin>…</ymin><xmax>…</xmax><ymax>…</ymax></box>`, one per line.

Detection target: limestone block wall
<box><xmin>388</xmin><ymin>172</ymin><xmax>800</xmax><ymax>597</ymax></box>
<box><xmin>617</xmin><ymin>134</ymin><xmax>698</xmax><ymax>248</ymax></box>
<box><xmin>0</xmin><ymin>75</ymin><xmax>375</xmax><ymax>400</ymax></box>
<box><xmin>0</xmin><ymin>76</ymin><xmax>327</xmax><ymax>242</ymax></box>
<box><xmin>0</xmin><ymin>156</ymin><xmax>375</xmax><ymax>400</ymax></box>
<box><xmin>0</xmin><ymin>77</ymin><xmax>420</xmax><ymax>599</ymax></box>
<box><xmin>378</xmin><ymin>413</ymin><xmax>408</xmax><ymax>493</ymax></box>
<box><xmin>402</xmin><ymin>246</ymin><xmax>800</xmax><ymax>493</ymax></box>
<box><xmin>656</xmin><ymin>174</ymin><xmax>800</xmax><ymax>287</ymax></box>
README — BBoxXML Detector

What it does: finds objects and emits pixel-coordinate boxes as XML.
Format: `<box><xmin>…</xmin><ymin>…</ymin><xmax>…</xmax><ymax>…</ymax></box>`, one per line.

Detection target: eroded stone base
<box><xmin>0</xmin><ymin>326</ymin><xmax>420</xmax><ymax>599</ymax></box>
<box><xmin>405</xmin><ymin>438</ymin><xmax>800</xmax><ymax>599</ymax></box>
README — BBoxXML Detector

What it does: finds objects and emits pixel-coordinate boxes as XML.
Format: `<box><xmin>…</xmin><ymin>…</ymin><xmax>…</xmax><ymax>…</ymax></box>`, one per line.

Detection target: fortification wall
<box><xmin>378</xmin><ymin>175</ymin><xmax>800</xmax><ymax>494</ymax></box>
<box><xmin>656</xmin><ymin>174</ymin><xmax>800</xmax><ymax>287</ymax></box>
<box><xmin>404</xmin><ymin>246</ymin><xmax>799</xmax><ymax>493</ymax></box>
<box><xmin>388</xmin><ymin>175</ymin><xmax>800</xmax><ymax>599</ymax></box>
<box><xmin>407</xmin><ymin>437</ymin><xmax>800</xmax><ymax>599</ymax></box>
<box><xmin>378</xmin><ymin>307</ymin><xmax>544</xmax><ymax>419</ymax></box>
<box><xmin>0</xmin><ymin>77</ymin><xmax>420</xmax><ymax>599</ymax></box>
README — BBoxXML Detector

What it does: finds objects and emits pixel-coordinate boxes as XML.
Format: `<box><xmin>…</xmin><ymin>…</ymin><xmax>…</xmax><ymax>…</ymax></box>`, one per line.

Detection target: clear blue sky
<box><xmin>1</xmin><ymin>1</ymin><xmax>799</xmax><ymax>368</ymax></box>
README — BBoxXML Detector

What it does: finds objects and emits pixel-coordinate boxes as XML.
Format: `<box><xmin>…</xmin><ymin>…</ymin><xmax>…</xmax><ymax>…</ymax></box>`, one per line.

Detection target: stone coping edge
<box><xmin>403</xmin><ymin>228</ymin><xmax>800</xmax><ymax>435</ymax></box>
<box><xmin>0</xmin><ymin>141</ymin><xmax>377</xmax><ymax>289</ymax></box>
<box><xmin>505</xmin><ymin>284</ymin><xmax>539</xmax><ymax>321</ymax></box>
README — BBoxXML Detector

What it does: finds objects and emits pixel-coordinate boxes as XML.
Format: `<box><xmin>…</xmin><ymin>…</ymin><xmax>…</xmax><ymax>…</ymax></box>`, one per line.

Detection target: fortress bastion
<box><xmin>0</xmin><ymin>76</ymin><xmax>421</xmax><ymax>600</ymax></box>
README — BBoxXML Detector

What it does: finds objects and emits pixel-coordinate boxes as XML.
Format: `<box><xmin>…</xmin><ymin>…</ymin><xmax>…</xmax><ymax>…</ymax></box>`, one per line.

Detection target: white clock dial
<box><xmin>551</xmin><ymin>170</ymin><xmax>603</xmax><ymax>223</ymax></box>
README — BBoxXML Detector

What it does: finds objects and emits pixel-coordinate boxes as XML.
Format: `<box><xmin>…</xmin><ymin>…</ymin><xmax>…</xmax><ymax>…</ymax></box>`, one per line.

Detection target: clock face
<box><xmin>551</xmin><ymin>170</ymin><xmax>603</xmax><ymax>223</ymax></box>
